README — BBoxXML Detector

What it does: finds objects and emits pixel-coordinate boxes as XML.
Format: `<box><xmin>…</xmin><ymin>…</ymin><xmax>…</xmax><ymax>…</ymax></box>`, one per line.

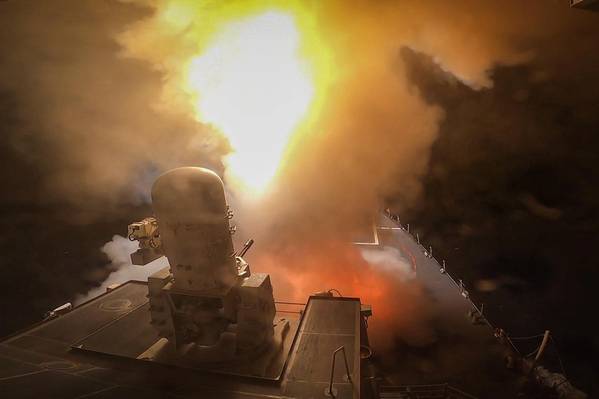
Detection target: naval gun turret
<box><xmin>128</xmin><ymin>167</ymin><xmax>277</xmax><ymax>362</ymax></box>
<box><xmin>0</xmin><ymin>166</ymin><xmax>371</xmax><ymax>397</ymax></box>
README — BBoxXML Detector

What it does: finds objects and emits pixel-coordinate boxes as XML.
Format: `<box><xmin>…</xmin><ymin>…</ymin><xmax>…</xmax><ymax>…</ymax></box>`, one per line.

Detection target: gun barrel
<box><xmin>238</xmin><ymin>239</ymin><xmax>255</xmax><ymax>258</ymax></box>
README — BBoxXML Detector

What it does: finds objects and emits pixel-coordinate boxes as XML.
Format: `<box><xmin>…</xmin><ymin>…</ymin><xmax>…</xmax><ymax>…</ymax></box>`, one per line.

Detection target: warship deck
<box><xmin>0</xmin><ymin>283</ymin><xmax>363</xmax><ymax>398</ymax></box>
<box><xmin>365</xmin><ymin>215</ymin><xmax>522</xmax><ymax>398</ymax></box>
<box><xmin>0</xmin><ymin>213</ymin><xmax>527</xmax><ymax>398</ymax></box>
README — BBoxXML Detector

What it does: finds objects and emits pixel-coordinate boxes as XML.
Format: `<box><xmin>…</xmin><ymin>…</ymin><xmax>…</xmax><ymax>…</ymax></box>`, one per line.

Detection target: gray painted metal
<box><xmin>0</xmin><ymin>282</ymin><xmax>362</xmax><ymax>399</ymax></box>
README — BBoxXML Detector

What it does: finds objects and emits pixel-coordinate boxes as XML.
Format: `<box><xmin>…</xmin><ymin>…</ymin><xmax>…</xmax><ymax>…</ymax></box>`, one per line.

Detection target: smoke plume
<box><xmin>2</xmin><ymin>0</ymin><xmax>594</xmax><ymax>349</ymax></box>
<box><xmin>74</xmin><ymin>235</ymin><xmax>168</xmax><ymax>304</ymax></box>
<box><xmin>0</xmin><ymin>0</ymin><xmax>227</xmax><ymax>211</ymax></box>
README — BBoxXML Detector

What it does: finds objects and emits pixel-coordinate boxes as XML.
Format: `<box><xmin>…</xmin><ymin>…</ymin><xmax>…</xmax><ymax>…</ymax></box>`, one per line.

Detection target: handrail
<box><xmin>327</xmin><ymin>346</ymin><xmax>352</xmax><ymax>397</ymax></box>
<box><xmin>383</xmin><ymin>211</ymin><xmax>525</xmax><ymax>358</ymax></box>
<box><xmin>383</xmin><ymin>212</ymin><xmax>493</xmax><ymax>325</ymax></box>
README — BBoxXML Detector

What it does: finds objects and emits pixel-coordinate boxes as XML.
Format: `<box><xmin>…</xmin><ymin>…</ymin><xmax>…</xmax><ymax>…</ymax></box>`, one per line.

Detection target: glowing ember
<box><xmin>186</xmin><ymin>12</ymin><xmax>315</xmax><ymax>194</ymax></box>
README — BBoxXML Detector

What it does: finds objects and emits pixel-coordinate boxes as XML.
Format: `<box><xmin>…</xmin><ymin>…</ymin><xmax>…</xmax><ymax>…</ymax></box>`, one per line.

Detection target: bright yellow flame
<box><xmin>186</xmin><ymin>12</ymin><xmax>315</xmax><ymax>194</ymax></box>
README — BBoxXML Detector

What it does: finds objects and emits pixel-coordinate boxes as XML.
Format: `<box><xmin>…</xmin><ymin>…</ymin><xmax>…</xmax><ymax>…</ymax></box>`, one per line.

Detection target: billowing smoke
<box><xmin>360</xmin><ymin>246</ymin><xmax>416</xmax><ymax>282</ymax></box>
<box><xmin>74</xmin><ymin>235</ymin><xmax>167</xmax><ymax>304</ymax></box>
<box><xmin>0</xmin><ymin>0</ymin><xmax>228</xmax><ymax>211</ymax></box>
<box><xmin>1</xmin><ymin>0</ymin><xmax>594</xmax><ymax>350</ymax></box>
<box><xmin>0</xmin><ymin>0</ymin><xmax>589</xmax><ymax>211</ymax></box>
<box><xmin>0</xmin><ymin>0</ymin><xmax>576</xmax><ymax>215</ymax></box>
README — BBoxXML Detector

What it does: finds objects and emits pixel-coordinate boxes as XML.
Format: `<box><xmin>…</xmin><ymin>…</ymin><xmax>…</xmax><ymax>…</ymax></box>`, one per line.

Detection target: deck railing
<box><xmin>326</xmin><ymin>346</ymin><xmax>353</xmax><ymax>398</ymax></box>
<box><xmin>382</xmin><ymin>211</ymin><xmax>522</xmax><ymax>356</ymax></box>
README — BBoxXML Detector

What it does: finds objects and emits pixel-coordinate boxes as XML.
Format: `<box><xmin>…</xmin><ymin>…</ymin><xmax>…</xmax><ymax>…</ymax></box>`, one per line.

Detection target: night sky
<box><xmin>1</xmin><ymin>0</ymin><xmax>599</xmax><ymax>396</ymax></box>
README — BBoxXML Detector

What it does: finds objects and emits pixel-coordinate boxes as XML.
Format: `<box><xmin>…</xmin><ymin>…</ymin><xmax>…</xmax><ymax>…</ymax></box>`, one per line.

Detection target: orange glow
<box><xmin>186</xmin><ymin>12</ymin><xmax>312</xmax><ymax>194</ymax></box>
<box><xmin>166</xmin><ymin>4</ymin><xmax>334</xmax><ymax>196</ymax></box>
<box><xmin>252</xmin><ymin>242</ymin><xmax>435</xmax><ymax>349</ymax></box>
<box><xmin>117</xmin><ymin>1</ymin><xmax>335</xmax><ymax>196</ymax></box>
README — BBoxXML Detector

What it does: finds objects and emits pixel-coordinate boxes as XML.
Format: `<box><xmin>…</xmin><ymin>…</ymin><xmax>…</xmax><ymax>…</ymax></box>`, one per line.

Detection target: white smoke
<box><xmin>74</xmin><ymin>235</ymin><xmax>168</xmax><ymax>304</ymax></box>
<box><xmin>359</xmin><ymin>246</ymin><xmax>416</xmax><ymax>282</ymax></box>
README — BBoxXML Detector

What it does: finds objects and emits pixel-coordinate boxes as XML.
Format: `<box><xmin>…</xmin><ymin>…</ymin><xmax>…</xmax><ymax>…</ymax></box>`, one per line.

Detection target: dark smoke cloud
<box><xmin>0</xmin><ymin>0</ymin><xmax>227</xmax><ymax>211</ymax></box>
<box><xmin>1</xmin><ymin>0</ymin><xmax>598</xmax><ymax>394</ymax></box>
<box><xmin>223</xmin><ymin>1</ymin><xmax>598</xmax><ymax>359</ymax></box>
<box><xmin>0</xmin><ymin>0</ymin><xmax>217</xmax><ymax>334</ymax></box>
<box><xmin>397</xmin><ymin>17</ymin><xmax>599</xmax><ymax>392</ymax></box>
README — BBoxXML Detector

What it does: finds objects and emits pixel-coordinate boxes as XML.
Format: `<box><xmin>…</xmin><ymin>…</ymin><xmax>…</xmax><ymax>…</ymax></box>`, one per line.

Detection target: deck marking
<box><xmin>0</xmin><ymin>369</ymin><xmax>47</xmax><ymax>381</ymax></box>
